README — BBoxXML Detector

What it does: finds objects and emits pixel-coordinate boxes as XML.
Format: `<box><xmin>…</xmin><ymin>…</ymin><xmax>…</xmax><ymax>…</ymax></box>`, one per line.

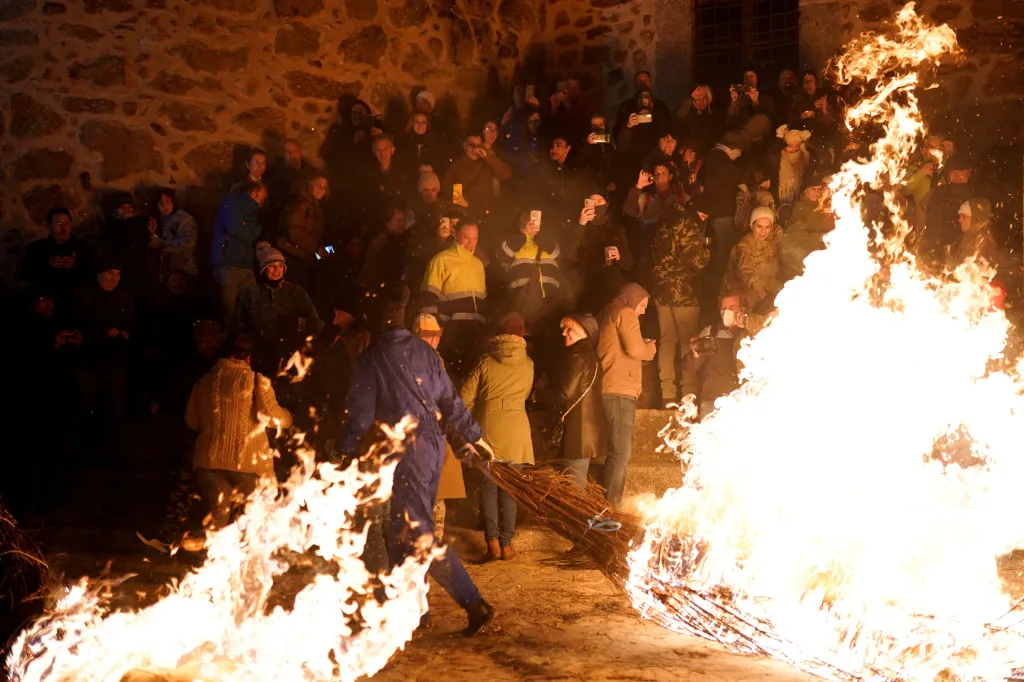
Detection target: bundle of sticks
<box><xmin>479</xmin><ymin>461</ymin><xmax>860</xmax><ymax>681</ymax></box>
<box><xmin>479</xmin><ymin>460</ymin><xmax>640</xmax><ymax>586</ymax></box>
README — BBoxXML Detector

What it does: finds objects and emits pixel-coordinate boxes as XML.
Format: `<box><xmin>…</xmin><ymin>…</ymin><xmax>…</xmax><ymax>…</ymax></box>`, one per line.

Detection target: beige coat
<box><xmin>186</xmin><ymin>358</ymin><xmax>293</xmax><ymax>477</ymax></box>
<box><xmin>460</xmin><ymin>335</ymin><xmax>535</xmax><ymax>465</ymax></box>
<box><xmin>597</xmin><ymin>288</ymin><xmax>655</xmax><ymax>399</ymax></box>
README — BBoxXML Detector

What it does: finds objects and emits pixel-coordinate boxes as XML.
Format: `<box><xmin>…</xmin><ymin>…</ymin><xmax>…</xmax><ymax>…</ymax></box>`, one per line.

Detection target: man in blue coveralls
<box><xmin>338</xmin><ymin>286</ymin><xmax>496</xmax><ymax>635</ymax></box>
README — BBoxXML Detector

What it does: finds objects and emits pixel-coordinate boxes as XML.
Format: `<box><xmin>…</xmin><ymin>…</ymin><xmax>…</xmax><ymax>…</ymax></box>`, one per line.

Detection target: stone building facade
<box><xmin>0</xmin><ymin>0</ymin><xmax>1019</xmax><ymax>250</ymax></box>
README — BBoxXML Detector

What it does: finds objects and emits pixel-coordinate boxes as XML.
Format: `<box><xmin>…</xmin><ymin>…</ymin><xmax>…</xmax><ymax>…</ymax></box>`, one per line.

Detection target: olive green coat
<box><xmin>460</xmin><ymin>334</ymin><xmax>535</xmax><ymax>465</ymax></box>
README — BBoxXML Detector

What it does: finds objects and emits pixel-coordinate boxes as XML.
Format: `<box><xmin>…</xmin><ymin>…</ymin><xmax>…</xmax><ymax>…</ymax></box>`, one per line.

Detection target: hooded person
<box><xmin>460</xmin><ymin>313</ymin><xmax>535</xmax><ymax>561</ymax></box>
<box><xmin>953</xmin><ymin>199</ymin><xmax>1005</xmax><ymax>272</ymax></box>
<box><xmin>596</xmin><ymin>282</ymin><xmax>656</xmax><ymax>505</ymax></box>
<box><xmin>234</xmin><ymin>243</ymin><xmax>323</xmax><ymax>377</ymax></box>
<box><xmin>575</xmin><ymin>191</ymin><xmax>634</xmax><ymax>313</ymax></box>
<box><xmin>773</xmin><ymin>125</ymin><xmax>813</xmax><ymax>204</ymax></box>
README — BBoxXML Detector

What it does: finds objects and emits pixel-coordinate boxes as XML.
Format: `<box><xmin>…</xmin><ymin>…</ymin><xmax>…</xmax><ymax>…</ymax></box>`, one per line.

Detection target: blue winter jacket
<box><xmin>338</xmin><ymin>329</ymin><xmax>481</xmax><ymax>484</ymax></box>
<box><xmin>209</xmin><ymin>194</ymin><xmax>262</xmax><ymax>268</ymax></box>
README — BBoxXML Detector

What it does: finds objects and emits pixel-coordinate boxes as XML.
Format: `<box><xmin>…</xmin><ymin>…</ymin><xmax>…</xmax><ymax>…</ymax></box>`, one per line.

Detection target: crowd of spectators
<box><xmin>3</xmin><ymin>66</ymin><xmax>1018</xmax><ymax>562</ymax></box>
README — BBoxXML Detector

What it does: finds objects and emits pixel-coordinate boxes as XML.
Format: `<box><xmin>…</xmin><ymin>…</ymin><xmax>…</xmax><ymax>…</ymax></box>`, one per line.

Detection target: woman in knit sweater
<box><xmin>185</xmin><ymin>334</ymin><xmax>293</xmax><ymax>530</ymax></box>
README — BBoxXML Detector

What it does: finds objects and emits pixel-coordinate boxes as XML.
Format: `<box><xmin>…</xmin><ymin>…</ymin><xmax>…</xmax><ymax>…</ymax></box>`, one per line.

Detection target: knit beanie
<box><xmin>418</xmin><ymin>171</ymin><xmax>440</xmax><ymax>193</ymax></box>
<box><xmin>749</xmin><ymin>206</ymin><xmax>776</xmax><ymax>227</ymax></box>
<box><xmin>256</xmin><ymin>243</ymin><xmax>286</xmax><ymax>274</ymax></box>
<box><xmin>564</xmin><ymin>312</ymin><xmax>599</xmax><ymax>339</ymax></box>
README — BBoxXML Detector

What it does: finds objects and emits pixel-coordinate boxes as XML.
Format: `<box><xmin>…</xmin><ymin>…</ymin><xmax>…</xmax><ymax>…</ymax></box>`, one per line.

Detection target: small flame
<box><xmin>6</xmin><ymin>416</ymin><xmax>439</xmax><ymax>682</ymax></box>
<box><xmin>628</xmin><ymin>4</ymin><xmax>1024</xmax><ymax>680</ymax></box>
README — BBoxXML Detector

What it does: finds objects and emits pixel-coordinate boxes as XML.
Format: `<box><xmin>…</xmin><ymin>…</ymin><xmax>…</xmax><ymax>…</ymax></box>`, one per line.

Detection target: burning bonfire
<box><xmin>627</xmin><ymin>4</ymin><xmax>1024</xmax><ymax>681</ymax></box>
<box><xmin>5</xmin><ymin>418</ymin><xmax>437</xmax><ymax>682</ymax></box>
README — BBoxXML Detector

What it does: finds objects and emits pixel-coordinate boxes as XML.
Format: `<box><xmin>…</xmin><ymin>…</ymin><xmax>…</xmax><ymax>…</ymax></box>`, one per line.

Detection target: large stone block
<box><xmin>11</xmin><ymin>94</ymin><xmax>65</xmax><ymax>138</ymax></box>
<box><xmin>68</xmin><ymin>55</ymin><xmax>126</xmax><ymax>87</ymax></box>
<box><xmin>389</xmin><ymin>0</ymin><xmax>430</xmax><ymax>28</ymax></box>
<box><xmin>14</xmin><ymin>149</ymin><xmax>74</xmax><ymax>181</ymax></box>
<box><xmin>273</xmin><ymin>0</ymin><xmax>323</xmax><ymax>17</ymax></box>
<box><xmin>176</xmin><ymin>43</ymin><xmax>248</xmax><ymax>73</ymax></box>
<box><xmin>275</xmin><ymin>22</ymin><xmax>320</xmax><ymax>56</ymax></box>
<box><xmin>0</xmin><ymin>29</ymin><xmax>38</xmax><ymax>46</ymax></box>
<box><xmin>0</xmin><ymin>0</ymin><xmax>37</xmax><ymax>22</ymax></box>
<box><xmin>233</xmin><ymin>106</ymin><xmax>287</xmax><ymax>135</ymax></box>
<box><xmin>79</xmin><ymin>119</ymin><xmax>163</xmax><ymax>181</ymax></box>
<box><xmin>0</xmin><ymin>57</ymin><xmax>33</xmax><ymax>83</ymax></box>
<box><xmin>498</xmin><ymin>0</ymin><xmax>534</xmax><ymax>30</ymax></box>
<box><xmin>60</xmin><ymin>24</ymin><xmax>105</xmax><ymax>42</ymax></box>
<box><xmin>62</xmin><ymin>97</ymin><xmax>118</xmax><ymax>113</ymax></box>
<box><xmin>183</xmin><ymin>140</ymin><xmax>245</xmax><ymax>182</ymax></box>
<box><xmin>338</xmin><ymin>25</ymin><xmax>388</xmax><ymax>67</ymax></box>
<box><xmin>344</xmin><ymin>0</ymin><xmax>377</xmax><ymax>20</ymax></box>
<box><xmin>149</xmin><ymin>70</ymin><xmax>199</xmax><ymax>95</ymax></box>
<box><xmin>160</xmin><ymin>101</ymin><xmax>217</xmax><ymax>132</ymax></box>
<box><xmin>184</xmin><ymin>0</ymin><xmax>259</xmax><ymax>12</ymax></box>
<box><xmin>285</xmin><ymin>71</ymin><xmax>362</xmax><ymax>99</ymax></box>
<box><xmin>401</xmin><ymin>44</ymin><xmax>443</xmax><ymax>80</ymax></box>
<box><xmin>22</xmin><ymin>184</ymin><xmax>81</xmax><ymax>225</ymax></box>
<box><xmin>84</xmin><ymin>0</ymin><xmax>133</xmax><ymax>11</ymax></box>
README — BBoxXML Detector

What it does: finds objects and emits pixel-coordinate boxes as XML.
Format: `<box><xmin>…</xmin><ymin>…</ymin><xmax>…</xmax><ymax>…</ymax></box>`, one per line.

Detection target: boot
<box><xmin>501</xmin><ymin>544</ymin><xmax>517</xmax><ymax>561</ymax></box>
<box><xmin>462</xmin><ymin>599</ymin><xmax>495</xmax><ymax>637</ymax></box>
<box><xmin>485</xmin><ymin>538</ymin><xmax>501</xmax><ymax>562</ymax></box>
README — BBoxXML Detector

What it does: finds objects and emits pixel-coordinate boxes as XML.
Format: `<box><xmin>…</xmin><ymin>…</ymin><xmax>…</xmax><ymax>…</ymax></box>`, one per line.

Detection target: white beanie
<box><xmin>749</xmin><ymin>206</ymin><xmax>775</xmax><ymax>227</ymax></box>
<box><xmin>416</xmin><ymin>90</ymin><xmax>436</xmax><ymax>109</ymax></box>
<box><xmin>958</xmin><ymin>201</ymin><xmax>971</xmax><ymax>217</ymax></box>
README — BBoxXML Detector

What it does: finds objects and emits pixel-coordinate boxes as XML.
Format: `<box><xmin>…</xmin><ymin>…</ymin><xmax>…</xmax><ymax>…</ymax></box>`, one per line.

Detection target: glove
<box><xmin>455</xmin><ymin>439</ymin><xmax>496</xmax><ymax>467</ymax></box>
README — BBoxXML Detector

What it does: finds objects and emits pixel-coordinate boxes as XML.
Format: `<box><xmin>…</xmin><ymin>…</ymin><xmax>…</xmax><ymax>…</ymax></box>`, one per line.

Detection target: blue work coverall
<box><xmin>338</xmin><ymin>328</ymin><xmax>483</xmax><ymax>608</ymax></box>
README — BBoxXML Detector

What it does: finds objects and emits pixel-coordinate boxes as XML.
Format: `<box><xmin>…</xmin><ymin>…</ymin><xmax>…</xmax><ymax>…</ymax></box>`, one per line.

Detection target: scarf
<box><xmin>714</xmin><ymin>144</ymin><xmax>742</xmax><ymax>161</ymax></box>
<box><xmin>778</xmin><ymin>147</ymin><xmax>809</xmax><ymax>204</ymax></box>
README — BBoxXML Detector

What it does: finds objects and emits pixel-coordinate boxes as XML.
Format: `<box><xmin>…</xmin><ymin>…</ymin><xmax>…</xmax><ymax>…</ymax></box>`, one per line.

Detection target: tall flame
<box><xmin>628</xmin><ymin>4</ymin><xmax>1024</xmax><ymax>680</ymax></box>
<box><xmin>6</xmin><ymin>417</ymin><xmax>438</xmax><ymax>682</ymax></box>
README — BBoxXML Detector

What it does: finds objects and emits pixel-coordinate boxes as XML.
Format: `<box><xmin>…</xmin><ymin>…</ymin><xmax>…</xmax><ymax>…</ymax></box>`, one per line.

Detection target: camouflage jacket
<box><xmin>650</xmin><ymin>212</ymin><xmax>711</xmax><ymax>307</ymax></box>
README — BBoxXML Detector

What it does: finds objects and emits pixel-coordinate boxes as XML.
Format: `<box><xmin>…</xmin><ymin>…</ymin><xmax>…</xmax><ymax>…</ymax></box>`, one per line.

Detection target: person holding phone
<box><xmin>622</xmin><ymin>159</ymin><xmax>687</xmax><ymax>279</ymax></box>
<box><xmin>277</xmin><ymin>174</ymin><xmax>329</xmax><ymax>293</ymax></box>
<box><xmin>497</xmin><ymin>210</ymin><xmax>565</xmax><ymax>331</ymax></box>
<box><xmin>575</xmin><ymin>192</ymin><xmax>633</xmax><ymax>313</ymax></box>
<box><xmin>443</xmin><ymin>133</ymin><xmax>508</xmax><ymax>224</ymax></box>
<box><xmin>612</xmin><ymin>71</ymin><xmax>671</xmax><ymax>140</ymax></box>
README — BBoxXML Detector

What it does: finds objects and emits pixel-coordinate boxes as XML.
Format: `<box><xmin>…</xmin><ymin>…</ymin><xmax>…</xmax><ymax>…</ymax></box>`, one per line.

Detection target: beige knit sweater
<box><xmin>185</xmin><ymin>358</ymin><xmax>293</xmax><ymax>476</ymax></box>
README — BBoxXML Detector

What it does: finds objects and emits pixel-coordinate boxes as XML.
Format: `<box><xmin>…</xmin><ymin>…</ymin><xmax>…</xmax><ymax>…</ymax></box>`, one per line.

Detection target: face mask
<box><xmin>721</xmin><ymin>309</ymin><xmax>736</xmax><ymax>327</ymax></box>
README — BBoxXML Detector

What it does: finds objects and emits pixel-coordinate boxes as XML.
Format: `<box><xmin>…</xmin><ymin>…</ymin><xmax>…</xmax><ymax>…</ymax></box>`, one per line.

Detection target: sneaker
<box><xmin>485</xmin><ymin>538</ymin><xmax>501</xmax><ymax>562</ymax></box>
<box><xmin>500</xmin><ymin>545</ymin><xmax>517</xmax><ymax>561</ymax></box>
<box><xmin>462</xmin><ymin>599</ymin><xmax>495</xmax><ymax>637</ymax></box>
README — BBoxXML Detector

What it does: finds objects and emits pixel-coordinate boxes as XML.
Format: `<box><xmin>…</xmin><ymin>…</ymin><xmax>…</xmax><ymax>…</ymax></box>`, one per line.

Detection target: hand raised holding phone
<box><xmin>636</xmin><ymin>170</ymin><xmax>654</xmax><ymax>189</ymax></box>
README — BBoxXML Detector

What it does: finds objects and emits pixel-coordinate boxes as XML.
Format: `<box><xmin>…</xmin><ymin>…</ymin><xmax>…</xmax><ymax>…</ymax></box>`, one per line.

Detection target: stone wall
<box><xmin>0</xmin><ymin>0</ymin><xmax>656</xmax><ymax>254</ymax></box>
<box><xmin>800</xmin><ymin>0</ymin><xmax>1024</xmax><ymax>138</ymax></box>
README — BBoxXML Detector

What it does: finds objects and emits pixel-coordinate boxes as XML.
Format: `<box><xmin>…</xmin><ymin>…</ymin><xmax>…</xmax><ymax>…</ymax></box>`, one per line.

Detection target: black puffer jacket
<box><xmin>559</xmin><ymin>339</ymin><xmax>607</xmax><ymax>460</ymax></box>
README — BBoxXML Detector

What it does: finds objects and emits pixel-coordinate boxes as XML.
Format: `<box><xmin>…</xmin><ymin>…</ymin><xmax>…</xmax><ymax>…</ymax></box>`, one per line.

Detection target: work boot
<box><xmin>501</xmin><ymin>544</ymin><xmax>517</xmax><ymax>561</ymax></box>
<box><xmin>462</xmin><ymin>599</ymin><xmax>495</xmax><ymax>637</ymax></box>
<box><xmin>486</xmin><ymin>538</ymin><xmax>501</xmax><ymax>562</ymax></box>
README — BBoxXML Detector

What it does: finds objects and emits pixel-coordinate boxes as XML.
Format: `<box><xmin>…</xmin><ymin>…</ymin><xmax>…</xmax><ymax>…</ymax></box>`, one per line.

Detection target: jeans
<box><xmin>481</xmin><ymin>472</ymin><xmax>518</xmax><ymax>547</ymax></box>
<box><xmin>556</xmin><ymin>458</ymin><xmax>590</xmax><ymax>488</ymax></box>
<box><xmin>194</xmin><ymin>468</ymin><xmax>259</xmax><ymax>529</ymax></box>
<box><xmin>212</xmin><ymin>265</ymin><xmax>256</xmax><ymax>325</ymax></box>
<box><xmin>601</xmin><ymin>394</ymin><xmax>637</xmax><ymax>506</ymax></box>
<box><xmin>656</xmin><ymin>305</ymin><xmax>701</xmax><ymax>402</ymax></box>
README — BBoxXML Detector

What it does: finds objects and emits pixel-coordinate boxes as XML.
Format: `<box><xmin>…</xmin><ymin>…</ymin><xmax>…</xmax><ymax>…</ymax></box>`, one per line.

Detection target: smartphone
<box><xmin>369</xmin><ymin>113</ymin><xmax>383</xmax><ymax>128</ymax></box>
<box><xmin>315</xmin><ymin>253</ymin><xmax>322</xmax><ymax>261</ymax></box>
<box><xmin>453</xmin><ymin>183</ymin><xmax>463</xmax><ymax>202</ymax></box>
<box><xmin>525</xmin><ymin>84</ymin><xmax>535</xmax><ymax>101</ymax></box>
<box><xmin>530</xmin><ymin>209</ymin><xmax>542</xmax><ymax>226</ymax></box>
<box><xmin>324</xmin><ymin>245</ymin><xmax>335</xmax><ymax>255</ymax></box>
<box><xmin>636</xmin><ymin>113</ymin><xmax>653</xmax><ymax>124</ymax></box>
<box><xmin>592</xmin><ymin>133</ymin><xmax>611</xmax><ymax>143</ymax></box>
<box><xmin>584</xmin><ymin>198</ymin><xmax>595</xmax><ymax>209</ymax></box>
<box><xmin>439</xmin><ymin>217</ymin><xmax>451</xmax><ymax>234</ymax></box>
